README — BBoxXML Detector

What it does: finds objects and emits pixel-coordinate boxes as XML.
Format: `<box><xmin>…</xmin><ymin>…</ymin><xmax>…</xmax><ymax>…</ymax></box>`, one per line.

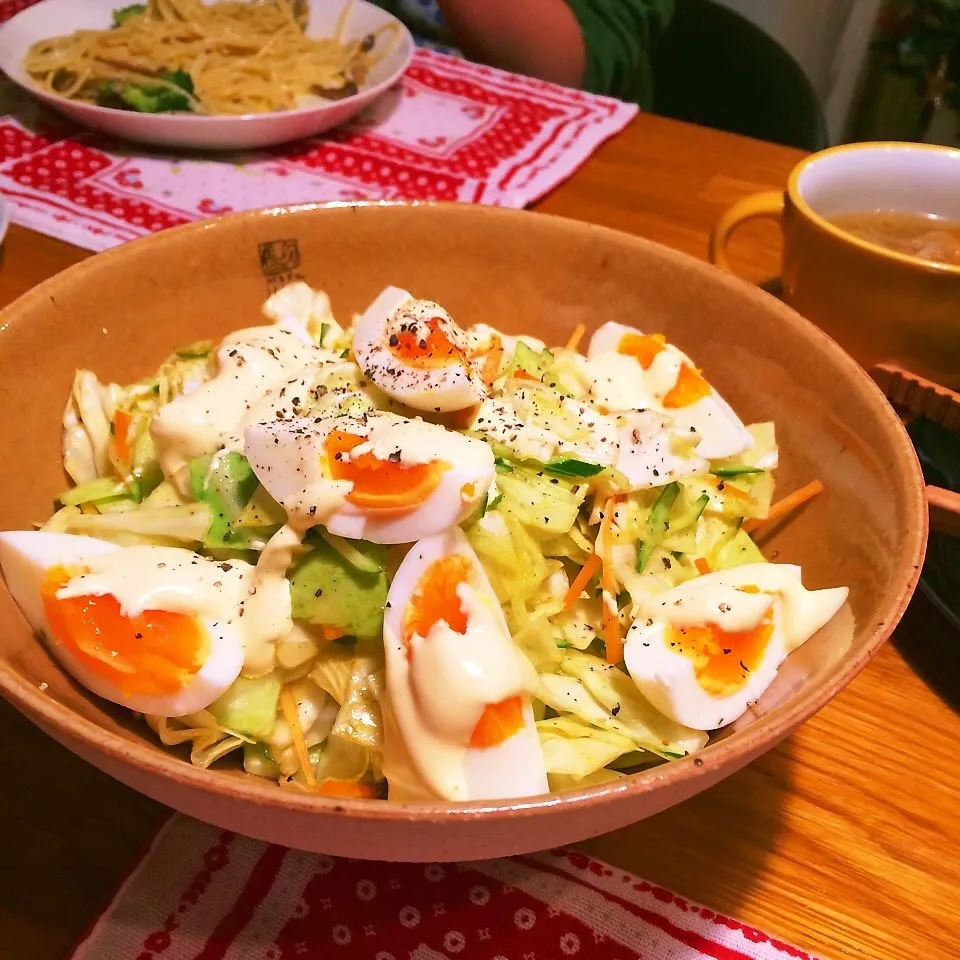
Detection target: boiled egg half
<box><xmin>623</xmin><ymin>563</ymin><xmax>848</xmax><ymax>730</ymax></box>
<box><xmin>382</xmin><ymin>528</ymin><xmax>548</xmax><ymax>802</ymax></box>
<box><xmin>0</xmin><ymin>532</ymin><xmax>250</xmax><ymax>717</ymax></box>
<box><xmin>352</xmin><ymin>287</ymin><xmax>489</xmax><ymax>413</ymax></box>
<box><xmin>587</xmin><ymin>321</ymin><xmax>753</xmax><ymax>460</ymax></box>
<box><xmin>245</xmin><ymin>411</ymin><xmax>494</xmax><ymax>544</ymax></box>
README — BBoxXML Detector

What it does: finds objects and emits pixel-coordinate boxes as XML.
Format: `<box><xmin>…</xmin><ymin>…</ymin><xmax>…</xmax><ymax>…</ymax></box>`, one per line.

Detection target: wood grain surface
<box><xmin>0</xmin><ymin>113</ymin><xmax>958</xmax><ymax>960</ymax></box>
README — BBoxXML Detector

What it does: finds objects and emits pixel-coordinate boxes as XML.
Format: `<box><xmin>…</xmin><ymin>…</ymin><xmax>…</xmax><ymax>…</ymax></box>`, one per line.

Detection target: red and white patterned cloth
<box><xmin>68</xmin><ymin>815</ymin><xmax>819</xmax><ymax>960</ymax></box>
<box><xmin>0</xmin><ymin>0</ymin><xmax>636</xmax><ymax>252</ymax></box>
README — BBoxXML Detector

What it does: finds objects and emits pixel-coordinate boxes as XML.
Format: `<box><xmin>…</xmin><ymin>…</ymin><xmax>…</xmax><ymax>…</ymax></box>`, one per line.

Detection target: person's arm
<box><xmin>564</xmin><ymin>0</ymin><xmax>674</xmax><ymax>107</ymax></box>
<box><xmin>434</xmin><ymin>0</ymin><xmax>587</xmax><ymax>88</ymax></box>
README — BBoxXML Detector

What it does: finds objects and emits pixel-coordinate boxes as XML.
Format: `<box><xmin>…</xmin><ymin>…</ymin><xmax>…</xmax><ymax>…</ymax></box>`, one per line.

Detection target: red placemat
<box><xmin>68</xmin><ymin>815</ymin><xmax>819</xmax><ymax>960</ymax></box>
<box><xmin>0</xmin><ymin>0</ymin><xmax>636</xmax><ymax>252</ymax></box>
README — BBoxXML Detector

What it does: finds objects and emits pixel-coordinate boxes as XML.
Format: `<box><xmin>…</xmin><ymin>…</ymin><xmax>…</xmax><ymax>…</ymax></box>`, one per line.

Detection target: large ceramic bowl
<box><xmin>0</xmin><ymin>204</ymin><xmax>926</xmax><ymax>861</ymax></box>
<box><xmin>0</xmin><ymin>0</ymin><xmax>413</xmax><ymax>150</ymax></box>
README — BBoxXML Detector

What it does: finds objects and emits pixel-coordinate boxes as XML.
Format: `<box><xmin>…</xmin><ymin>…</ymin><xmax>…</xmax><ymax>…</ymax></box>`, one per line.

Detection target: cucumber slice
<box><xmin>190</xmin><ymin>452</ymin><xmax>260</xmax><ymax>548</ymax></box>
<box><xmin>545</xmin><ymin>457</ymin><xmax>605</xmax><ymax>478</ymax></box>
<box><xmin>648</xmin><ymin>481</ymin><xmax>681</xmax><ymax>534</ymax></box>
<box><xmin>711</xmin><ymin>465</ymin><xmax>764</xmax><ymax>478</ymax></box>
<box><xmin>289</xmin><ymin>536</ymin><xmax>387</xmax><ymax>637</ymax></box>
<box><xmin>503</xmin><ymin>341</ymin><xmax>553</xmax><ymax>380</ymax></box>
<box><xmin>209</xmin><ymin>672</ymin><xmax>283</xmax><ymax>739</ymax></box>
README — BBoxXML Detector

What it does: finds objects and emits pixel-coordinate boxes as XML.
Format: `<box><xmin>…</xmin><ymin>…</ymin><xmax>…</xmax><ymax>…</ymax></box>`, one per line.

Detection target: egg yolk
<box><xmin>663</xmin><ymin>364</ymin><xmax>711</xmax><ymax>408</ymax></box>
<box><xmin>387</xmin><ymin>317</ymin><xmax>465</xmax><ymax>370</ymax></box>
<box><xmin>325</xmin><ymin>429</ymin><xmax>448</xmax><ymax>509</ymax></box>
<box><xmin>402</xmin><ymin>555</ymin><xmax>524</xmax><ymax>748</ymax></box>
<box><xmin>617</xmin><ymin>333</ymin><xmax>666</xmax><ymax>369</ymax></box>
<box><xmin>40</xmin><ymin>566</ymin><xmax>209</xmax><ymax>696</ymax></box>
<box><xmin>666</xmin><ymin>616</ymin><xmax>773</xmax><ymax>697</ymax></box>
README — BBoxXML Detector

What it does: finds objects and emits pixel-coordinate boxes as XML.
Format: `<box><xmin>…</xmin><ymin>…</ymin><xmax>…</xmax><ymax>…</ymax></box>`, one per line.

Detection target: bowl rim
<box><xmin>0</xmin><ymin>202</ymin><xmax>929</xmax><ymax>822</ymax></box>
<box><xmin>0</xmin><ymin>0</ymin><xmax>415</xmax><ymax>126</ymax></box>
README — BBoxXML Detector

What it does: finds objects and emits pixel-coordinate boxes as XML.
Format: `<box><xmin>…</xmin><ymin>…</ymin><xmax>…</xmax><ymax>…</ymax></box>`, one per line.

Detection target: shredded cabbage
<box><xmin>45</xmin><ymin>283</ymin><xmax>797</xmax><ymax>800</ymax></box>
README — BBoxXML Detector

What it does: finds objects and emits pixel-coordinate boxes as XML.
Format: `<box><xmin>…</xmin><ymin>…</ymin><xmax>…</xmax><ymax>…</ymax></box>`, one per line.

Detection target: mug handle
<box><xmin>709</xmin><ymin>191</ymin><xmax>785</xmax><ymax>273</ymax></box>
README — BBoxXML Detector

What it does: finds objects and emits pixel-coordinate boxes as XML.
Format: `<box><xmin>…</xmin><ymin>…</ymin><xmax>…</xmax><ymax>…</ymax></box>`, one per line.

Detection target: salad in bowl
<box><xmin>0</xmin><ymin>281</ymin><xmax>848</xmax><ymax>804</ymax></box>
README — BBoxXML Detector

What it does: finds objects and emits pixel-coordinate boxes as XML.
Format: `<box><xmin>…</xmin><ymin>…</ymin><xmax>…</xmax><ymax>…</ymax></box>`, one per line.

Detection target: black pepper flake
<box><xmin>389</xmin><ymin>334</ymin><xmax>399</xmax><ymax>347</ymax></box>
<box><xmin>157</xmin><ymin>562</ymin><xmax>166</xmax><ymax>569</ymax></box>
<box><xmin>739</xmin><ymin>660</ymin><xmax>749</xmax><ymax>672</ymax></box>
<box><xmin>694</xmin><ymin>758</ymin><xmax>703</xmax><ymax>767</ymax></box>
<box><xmin>134</xmin><ymin>632</ymin><xmax>143</xmax><ymax>639</ymax></box>
<box><xmin>315</xmin><ymin>588</ymin><xmax>323</xmax><ymax>598</ymax></box>
<box><xmin>611</xmin><ymin>703</ymin><xmax>621</xmax><ymax>717</ymax></box>
<box><xmin>309</xmin><ymin>505</ymin><xmax>317</xmax><ymax>516</ymax></box>
<box><xmin>723</xmin><ymin>647</ymin><xmax>732</xmax><ymax>655</ymax></box>
<box><xmin>662</xmin><ymin>557</ymin><xmax>672</xmax><ymax>570</ymax></box>
<box><xmin>220</xmin><ymin>563</ymin><xmax>232</xmax><ymax>571</ymax></box>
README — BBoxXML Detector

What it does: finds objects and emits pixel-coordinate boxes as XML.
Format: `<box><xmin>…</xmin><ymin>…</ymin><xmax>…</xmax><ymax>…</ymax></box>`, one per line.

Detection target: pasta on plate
<box><xmin>22</xmin><ymin>0</ymin><xmax>399</xmax><ymax>115</ymax></box>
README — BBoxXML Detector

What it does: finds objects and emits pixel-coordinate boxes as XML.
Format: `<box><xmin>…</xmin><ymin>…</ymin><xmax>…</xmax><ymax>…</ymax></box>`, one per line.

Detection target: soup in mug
<box><xmin>829</xmin><ymin>210</ymin><xmax>960</xmax><ymax>267</ymax></box>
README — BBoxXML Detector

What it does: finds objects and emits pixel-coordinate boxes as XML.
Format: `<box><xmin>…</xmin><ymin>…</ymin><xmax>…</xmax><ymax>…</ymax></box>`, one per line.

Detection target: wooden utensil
<box><xmin>871</xmin><ymin>362</ymin><xmax>960</xmax><ymax>537</ymax></box>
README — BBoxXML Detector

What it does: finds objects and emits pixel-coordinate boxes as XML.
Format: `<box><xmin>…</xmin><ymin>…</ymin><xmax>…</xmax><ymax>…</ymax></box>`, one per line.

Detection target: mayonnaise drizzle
<box><xmin>637</xmin><ymin>563</ymin><xmax>849</xmax><ymax>652</ymax></box>
<box><xmin>588</xmin><ymin>348</ymin><xmax>683</xmax><ymax>413</ymax></box>
<box><xmin>151</xmin><ymin>325</ymin><xmax>326</xmax><ymax>491</ymax></box>
<box><xmin>385</xmin><ymin>579</ymin><xmax>538</xmax><ymax>801</ymax></box>
<box><xmin>56</xmin><ymin>544</ymin><xmax>256</xmax><ymax>636</ymax></box>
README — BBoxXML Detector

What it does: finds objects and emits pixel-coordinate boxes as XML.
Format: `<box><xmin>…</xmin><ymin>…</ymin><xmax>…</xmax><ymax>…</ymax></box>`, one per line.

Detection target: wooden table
<box><xmin>1</xmin><ymin>114</ymin><xmax>958</xmax><ymax>960</ymax></box>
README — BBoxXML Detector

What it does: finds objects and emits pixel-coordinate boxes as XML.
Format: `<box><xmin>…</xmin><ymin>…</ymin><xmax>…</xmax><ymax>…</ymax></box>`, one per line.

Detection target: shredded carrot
<box><xmin>743</xmin><ymin>479</ymin><xmax>825</xmax><ymax>533</ymax></box>
<box><xmin>564</xmin><ymin>552</ymin><xmax>601</xmax><ymax>610</ymax></box>
<box><xmin>566</xmin><ymin>323</ymin><xmax>586</xmax><ymax>352</ymax></box>
<box><xmin>321</xmin><ymin>625</ymin><xmax>346</xmax><ymax>641</ymax></box>
<box><xmin>480</xmin><ymin>334</ymin><xmax>504</xmax><ymax>386</ymax></box>
<box><xmin>602</xmin><ymin>593</ymin><xmax>624</xmax><ymax>665</ymax></box>
<box><xmin>598</xmin><ymin>496</ymin><xmax>625</xmax><ymax>664</ymax></box>
<box><xmin>512</xmin><ymin>368</ymin><xmax>541</xmax><ymax>382</ymax></box>
<box><xmin>695</xmin><ymin>557</ymin><xmax>712</xmax><ymax>575</ymax></box>
<box><xmin>317</xmin><ymin>780</ymin><xmax>378</xmax><ymax>799</ymax></box>
<box><xmin>710</xmin><ymin>477</ymin><xmax>752</xmax><ymax>501</ymax></box>
<box><xmin>279</xmin><ymin>686</ymin><xmax>317</xmax><ymax>791</ymax></box>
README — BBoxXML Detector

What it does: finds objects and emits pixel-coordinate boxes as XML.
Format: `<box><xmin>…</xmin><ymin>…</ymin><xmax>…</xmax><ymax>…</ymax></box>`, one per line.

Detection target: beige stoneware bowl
<box><xmin>0</xmin><ymin>203</ymin><xmax>927</xmax><ymax>861</ymax></box>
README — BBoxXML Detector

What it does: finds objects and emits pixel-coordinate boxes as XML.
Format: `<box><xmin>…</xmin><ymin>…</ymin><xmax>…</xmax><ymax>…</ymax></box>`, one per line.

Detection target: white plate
<box><xmin>0</xmin><ymin>0</ymin><xmax>413</xmax><ymax>151</ymax></box>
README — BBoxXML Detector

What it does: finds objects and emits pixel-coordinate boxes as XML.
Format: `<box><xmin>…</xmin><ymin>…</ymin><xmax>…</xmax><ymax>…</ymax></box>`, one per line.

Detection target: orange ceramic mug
<box><xmin>709</xmin><ymin>142</ymin><xmax>960</xmax><ymax>391</ymax></box>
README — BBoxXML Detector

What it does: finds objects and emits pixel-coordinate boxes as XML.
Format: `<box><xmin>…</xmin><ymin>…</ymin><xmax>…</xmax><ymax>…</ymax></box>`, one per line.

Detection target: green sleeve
<box><xmin>564</xmin><ymin>0</ymin><xmax>674</xmax><ymax>108</ymax></box>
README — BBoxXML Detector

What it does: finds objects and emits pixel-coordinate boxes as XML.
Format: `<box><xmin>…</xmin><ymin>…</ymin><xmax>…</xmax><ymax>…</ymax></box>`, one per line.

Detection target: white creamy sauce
<box><xmin>383</xmin><ymin>552</ymin><xmax>541</xmax><ymax>800</ymax></box>
<box><xmin>56</xmin><ymin>545</ymin><xmax>253</xmax><ymax>621</ymax></box>
<box><xmin>348</xmin><ymin>414</ymin><xmax>459</xmax><ymax>467</ymax></box>
<box><xmin>640</xmin><ymin>583</ymin><xmax>775</xmax><ymax>634</ymax></box>
<box><xmin>615</xmin><ymin>410</ymin><xmax>708</xmax><ymax>489</ymax></box>
<box><xmin>151</xmin><ymin>325</ymin><xmax>325</xmax><ymax>490</ymax></box>
<box><xmin>588</xmin><ymin>348</ymin><xmax>683</xmax><ymax>413</ymax></box>
<box><xmin>637</xmin><ymin>563</ymin><xmax>849</xmax><ymax>652</ymax></box>
<box><xmin>242</xmin><ymin>524</ymin><xmax>302</xmax><ymax>677</ymax></box>
<box><xmin>408</xmin><ymin>583</ymin><xmax>538</xmax><ymax>745</ymax></box>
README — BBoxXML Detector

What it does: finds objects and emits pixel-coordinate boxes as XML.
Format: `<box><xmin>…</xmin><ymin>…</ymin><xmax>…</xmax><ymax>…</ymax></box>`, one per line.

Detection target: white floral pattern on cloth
<box><xmin>66</xmin><ymin>815</ymin><xmax>821</xmax><ymax>960</ymax></box>
<box><xmin>0</xmin><ymin>0</ymin><xmax>635</xmax><ymax>252</ymax></box>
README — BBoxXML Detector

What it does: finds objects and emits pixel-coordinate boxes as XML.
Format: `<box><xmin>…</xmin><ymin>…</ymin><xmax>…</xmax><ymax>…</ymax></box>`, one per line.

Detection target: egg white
<box><xmin>352</xmin><ymin>286</ymin><xmax>488</xmax><ymax>413</ymax></box>
<box><xmin>615</xmin><ymin>410</ymin><xmax>708</xmax><ymax>490</ymax></box>
<box><xmin>623</xmin><ymin>563</ymin><xmax>849</xmax><ymax>730</ymax></box>
<box><xmin>382</xmin><ymin>528</ymin><xmax>548</xmax><ymax>801</ymax></box>
<box><xmin>587</xmin><ymin>321</ymin><xmax>754</xmax><ymax>461</ymax></box>
<box><xmin>0</xmin><ymin>531</ymin><xmax>246</xmax><ymax>717</ymax></box>
<box><xmin>244</xmin><ymin>411</ymin><xmax>494</xmax><ymax>544</ymax></box>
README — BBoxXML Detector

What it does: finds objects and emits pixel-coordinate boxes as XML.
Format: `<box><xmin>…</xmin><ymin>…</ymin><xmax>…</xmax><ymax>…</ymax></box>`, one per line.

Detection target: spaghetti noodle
<box><xmin>23</xmin><ymin>0</ymin><xmax>395</xmax><ymax>115</ymax></box>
